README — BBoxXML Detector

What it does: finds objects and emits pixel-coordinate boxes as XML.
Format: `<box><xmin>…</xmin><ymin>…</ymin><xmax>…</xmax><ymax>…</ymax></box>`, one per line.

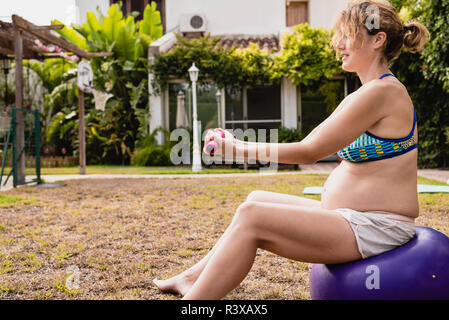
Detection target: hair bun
<box><xmin>403</xmin><ymin>21</ymin><xmax>430</xmax><ymax>54</ymax></box>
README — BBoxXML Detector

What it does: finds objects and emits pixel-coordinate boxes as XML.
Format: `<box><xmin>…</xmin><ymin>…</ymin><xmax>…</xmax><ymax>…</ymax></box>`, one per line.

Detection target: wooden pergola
<box><xmin>0</xmin><ymin>14</ymin><xmax>112</xmax><ymax>182</ymax></box>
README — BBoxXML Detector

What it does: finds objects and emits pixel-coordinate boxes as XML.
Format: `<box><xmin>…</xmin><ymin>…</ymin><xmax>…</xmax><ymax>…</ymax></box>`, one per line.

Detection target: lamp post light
<box><xmin>188</xmin><ymin>63</ymin><xmax>202</xmax><ymax>172</ymax></box>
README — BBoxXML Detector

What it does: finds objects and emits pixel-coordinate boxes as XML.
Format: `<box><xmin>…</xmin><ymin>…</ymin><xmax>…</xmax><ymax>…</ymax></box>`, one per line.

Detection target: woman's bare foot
<box><xmin>153</xmin><ymin>273</ymin><xmax>196</xmax><ymax>297</ymax></box>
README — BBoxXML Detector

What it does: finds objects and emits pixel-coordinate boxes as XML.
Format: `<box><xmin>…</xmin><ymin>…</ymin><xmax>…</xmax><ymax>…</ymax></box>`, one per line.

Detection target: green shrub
<box><xmin>273</xmin><ymin>23</ymin><xmax>341</xmax><ymax>86</ymax></box>
<box><xmin>150</xmin><ymin>23</ymin><xmax>342</xmax><ymax>94</ymax></box>
<box><xmin>131</xmin><ymin>127</ymin><xmax>174</xmax><ymax>166</ymax></box>
<box><xmin>276</xmin><ymin>126</ymin><xmax>305</xmax><ymax>143</ymax></box>
<box><xmin>390</xmin><ymin>0</ymin><xmax>449</xmax><ymax>168</ymax></box>
<box><xmin>132</xmin><ymin>145</ymin><xmax>172</xmax><ymax>166</ymax></box>
<box><xmin>53</xmin><ymin>2</ymin><xmax>163</xmax><ymax>165</ymax></box>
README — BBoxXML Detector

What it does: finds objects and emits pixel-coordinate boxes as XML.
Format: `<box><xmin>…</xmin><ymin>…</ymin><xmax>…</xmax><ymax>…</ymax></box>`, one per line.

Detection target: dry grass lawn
<box><xmin>0</xmin><ymin>174</ymin><xmax>447</xmax><ymax>300</ymax></box>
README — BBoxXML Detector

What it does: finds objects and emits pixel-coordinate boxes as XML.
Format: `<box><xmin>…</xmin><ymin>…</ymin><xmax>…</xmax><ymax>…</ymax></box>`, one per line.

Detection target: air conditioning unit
<box><xmin>180</xmin><ymin>14</ymin><xmax>207</xmax><ymax>33</ymax></box>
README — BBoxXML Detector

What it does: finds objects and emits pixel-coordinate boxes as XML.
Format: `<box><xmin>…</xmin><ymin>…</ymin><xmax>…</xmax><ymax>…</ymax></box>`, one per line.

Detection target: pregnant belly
<box><xmin>321</xmin><ymin>162</ymin><xmax>419</xmax><ymax>217</ymax></box>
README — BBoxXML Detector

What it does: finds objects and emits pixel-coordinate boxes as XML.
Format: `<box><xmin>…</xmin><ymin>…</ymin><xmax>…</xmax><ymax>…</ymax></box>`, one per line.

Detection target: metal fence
<box><xmin>1</xmin><ymin>107</ymin><xmax>41</xmax><ymax>188</ymax></box>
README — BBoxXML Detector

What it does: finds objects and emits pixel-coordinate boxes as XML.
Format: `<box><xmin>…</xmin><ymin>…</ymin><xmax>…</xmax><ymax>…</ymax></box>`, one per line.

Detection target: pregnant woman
<box><xmin>153</xmin><ymin>0</ymin><xmax>429</xmax><ymax>299</ymax></box>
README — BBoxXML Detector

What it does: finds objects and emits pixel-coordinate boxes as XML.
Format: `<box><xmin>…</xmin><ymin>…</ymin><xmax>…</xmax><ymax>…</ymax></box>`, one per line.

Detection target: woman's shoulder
<box><xmin>352</xmin><ymin>78</ymin><xmax>409</xmax><ymax>112</ymax></box>
<box><xmin>358</xmin><ymin>79</ymin><xmax>414</xmax><ymax>136</ymax></box>
<box><xmin>360</xmin><ymin>77</ymin><xmax>405</xmax><ymax>97</ymax></box>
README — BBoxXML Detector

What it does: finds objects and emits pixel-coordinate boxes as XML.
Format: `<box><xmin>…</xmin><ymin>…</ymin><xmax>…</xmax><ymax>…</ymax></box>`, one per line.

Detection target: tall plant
<box><xmin>390</xmin><ymin>0</ymin><xmax>449</xmax><ymax>167</ymax></box>
<box><xmin>51</xmin><ymin>2</ymin><xmax>163</xmax><ymax>164</ymax></box>
<box><xmin>273</xmin><ymin>23</ymin><xmax>341</xmax><ymax>86</ymax></box>
<box><xmin>150</xmin><ymin>24</ymin><xmax>341</xmax><ymax>95</ymax></box>
<box><xmin>150</xmin><ymin>32</ymin><xmax>284</xmax><ymax>96</ymax></box>
<box><xmin>21</xmin><ymin>58</ymin><xmax>78</xmax><ymax>156</ymax></box>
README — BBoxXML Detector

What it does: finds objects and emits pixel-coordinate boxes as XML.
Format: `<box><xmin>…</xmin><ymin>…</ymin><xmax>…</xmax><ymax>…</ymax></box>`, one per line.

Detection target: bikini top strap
<box><xmin>379</xmin><ymin>73</ymin><xmax>395</xmax><ymax>79</ymax></box>
<box><xmin>405</xmin><ymin>105</ymin><xmax>418</xmax><ymax>139</ymax></box>
<box><xmin>379</xmin><ymin>72</ymin><xmax>416</xmax><ymax>122</ymax></box>
<box><xmin>378</xmin><ymin>73</ymin><xmax>417</xmax><ymax>136</ymax></box>
<box><xmin>413</xmin><ymin>106</ymin><xmax>417</xmax><ymax>122</ymax></box>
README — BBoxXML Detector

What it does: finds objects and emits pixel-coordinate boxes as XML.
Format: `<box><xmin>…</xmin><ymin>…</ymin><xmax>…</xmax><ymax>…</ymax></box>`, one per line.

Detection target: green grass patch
<box><xmin>0</xmin><ymin>195</ymin><xmax>37</xmax><ymax>208</ymax></box>
<box><xmin>0</xmin><ymin>194</ymin><xmax>23</xmax><ymax>204</ymax></box>
<box><xmin>417</xmin><ymin>176</ymin><xmax>448</xmax><ymax>185</ymax></box>
<box><xmin>12</xmin><ymin>165</ymin><xmax>298</xmax><ymax>175</ymax></box>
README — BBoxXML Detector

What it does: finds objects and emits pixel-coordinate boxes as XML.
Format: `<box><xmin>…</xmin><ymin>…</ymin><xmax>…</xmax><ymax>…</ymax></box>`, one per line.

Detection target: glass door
<box><xmin>168</xmin><ymin>82</ymin><xmax>221</xmax><ymax>132</ymax></box>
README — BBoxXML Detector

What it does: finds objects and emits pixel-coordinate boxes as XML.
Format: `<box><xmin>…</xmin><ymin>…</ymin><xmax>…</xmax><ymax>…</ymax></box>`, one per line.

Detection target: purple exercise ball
<box><xmin>309</xmin><ymin>226</ymin><xmax>449</xmax><ymax>300</ymax></box>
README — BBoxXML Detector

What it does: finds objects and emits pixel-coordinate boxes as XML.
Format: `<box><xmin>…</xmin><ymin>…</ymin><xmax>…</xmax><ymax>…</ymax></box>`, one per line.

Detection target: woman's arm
<box><xmin>233</xmin><ymin>139</ymin><xmax>314</xmax><ymax>165</ymax></box>
<box><xmin>229</xmin><ymin>94</ymin><xmax>352</xmax><ymax>164</ymax></box>
<box><xmin>211</xmin><ymin>82</ymin><xmax>392</xmax><ymax>165</ymax></box>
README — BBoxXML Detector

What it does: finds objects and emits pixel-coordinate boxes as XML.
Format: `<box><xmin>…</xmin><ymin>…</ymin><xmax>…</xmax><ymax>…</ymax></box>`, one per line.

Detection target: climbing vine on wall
<box><xmin>149</xmin><ymin>23</ymin><xmax>343</xmax><ymax>94</ymax></box>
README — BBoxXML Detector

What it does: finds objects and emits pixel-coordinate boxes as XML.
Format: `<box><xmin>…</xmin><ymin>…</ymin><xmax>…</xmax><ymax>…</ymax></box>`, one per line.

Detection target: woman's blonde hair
<box><xmin>332</xmin><ymin>0</ymin><xmax>430</xmax><ymax>64</ymax></box>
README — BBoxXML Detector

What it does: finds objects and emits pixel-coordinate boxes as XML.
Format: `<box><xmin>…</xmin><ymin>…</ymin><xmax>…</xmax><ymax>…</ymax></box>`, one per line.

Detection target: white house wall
<box><xmin>308</xmin><ymin>0</ymin><xmax>348</xmax><ymax>30</ymax></box>
<box><xmin>1</xmin><ymin>0</ymin><xmax>110</xmax><ymax>25</ymax></box>
<box><xmin>166</xmin><ymin>0</ymin><xmax>286</xmax><ymax>35</ymax></box>
<box><xmin>75</xmin><ymin>0</ymin><xmax>110</xmax><ymax>25</ymax></box>
<box><xmin>1</xmin><ymin>0</ymin><xmax>76</xmax><ymax>25</ymax></box>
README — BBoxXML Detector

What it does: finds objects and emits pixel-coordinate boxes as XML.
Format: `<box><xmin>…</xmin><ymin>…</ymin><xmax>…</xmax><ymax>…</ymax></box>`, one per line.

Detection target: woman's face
<box><xmin>336</xmin><ymin>28</ymin><xmax>380</xmax><ymax>72</ymax></box>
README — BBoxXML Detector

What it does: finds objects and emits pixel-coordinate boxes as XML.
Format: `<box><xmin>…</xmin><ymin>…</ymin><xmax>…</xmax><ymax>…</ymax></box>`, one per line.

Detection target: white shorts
<box><xmin>335</xmin><ymin>208</ymin><xmax>416</xmax><ymax>259</ymax></box>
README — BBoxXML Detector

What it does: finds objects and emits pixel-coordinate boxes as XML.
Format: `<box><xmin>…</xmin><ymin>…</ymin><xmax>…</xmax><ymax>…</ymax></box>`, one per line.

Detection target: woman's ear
<box><xmin>373</xmin><ymin>31</ymin><xmax>387</xmax><ymax>49</ymax></box>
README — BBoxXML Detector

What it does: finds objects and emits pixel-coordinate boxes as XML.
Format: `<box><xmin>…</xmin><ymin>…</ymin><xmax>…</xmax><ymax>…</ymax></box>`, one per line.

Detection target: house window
<box><xmin>247</xmin><ymin>84</ymin><xmax>282</xmax><ymax>130</ymax></box>
<box><xmin>166</xmin><ymin>82</ymin><xmax>281</xmax><ymax>139</ymax></box>
<box><xmin>225</xmin><ymin>87</ymin><xmax>244</xmax><ymax>130</ymax></box>
<box><xmin>286</xmin><ymin>0</ymin><xmax>309</xmax><ymax>27</ymax></box>
<box><xmin>168</xmin><ymin>82</ymin><xmax>190</xmax><ymax>131</ymax></box>
<box><xmin>168</xmin><ymin>82</ymin><xmax>220</xmax><ymax>132</ymax></box>
<box><xmin>299</xmin><ymin>77</ymin><xmax>361</xmax><ymax>136</ymax></box>
<box><xmin>110</xmin><ymin>0</ymin><xmax>166</xmax><ymax>32</ymax></box>
<box><xmin>225</xmin><ymin>85</ymin><xmax>282</xmax><ymax>132</ymax></box>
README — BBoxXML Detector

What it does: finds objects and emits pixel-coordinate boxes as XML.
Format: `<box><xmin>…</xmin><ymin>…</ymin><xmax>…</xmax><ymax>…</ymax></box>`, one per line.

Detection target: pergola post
<box><xmin>0</xmin><ymin>15</ymin><xmax>112</xmax><ymax>182</ymax></box>
<box><xmin>78</xmin><ymin>89</ymin><xmax>86</xmax><ymax>174</ymax></box>
<box><xmin>14</xmin><ymin>28</ymin><xmax>25</xmax><ymax>184</ymax></box>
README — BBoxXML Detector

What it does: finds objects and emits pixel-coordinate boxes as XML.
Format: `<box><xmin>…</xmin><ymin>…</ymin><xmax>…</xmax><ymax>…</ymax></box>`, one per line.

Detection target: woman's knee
<box><xmin>228</xmin><ymin>202</ymin><xmax>260</xmax><ymax>242</ymax></box>
<box><xmin>233</xmin><ymin>201</ymin><xmax>259</xmax><ymax>228</ymax></box>
<box><xmin>245</xmin><ymin>190</ymin><xmax>267</xmax><ymax>202</ymax></box>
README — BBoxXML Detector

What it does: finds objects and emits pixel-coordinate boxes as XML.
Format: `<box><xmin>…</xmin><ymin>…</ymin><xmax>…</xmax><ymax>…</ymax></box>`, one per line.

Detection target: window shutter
<box><xmin>286</xmin><ymin>1</ymin><xmax>309</xmax><ymax>27</ymax></box>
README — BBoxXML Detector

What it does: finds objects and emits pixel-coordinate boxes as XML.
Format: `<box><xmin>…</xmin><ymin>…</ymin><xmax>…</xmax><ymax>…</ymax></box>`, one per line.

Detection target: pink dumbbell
<box><xmin>205</xmin><ymin>131</ymin><xmax>225</xmax><ymax>155</ymax></box>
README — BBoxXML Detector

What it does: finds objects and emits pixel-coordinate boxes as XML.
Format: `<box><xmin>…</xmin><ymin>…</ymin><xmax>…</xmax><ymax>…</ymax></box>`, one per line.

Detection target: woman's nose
<box><xmin>337</xmin><ymin>37</ymin><xmax>346</xmax><ymax>50</ymax></box>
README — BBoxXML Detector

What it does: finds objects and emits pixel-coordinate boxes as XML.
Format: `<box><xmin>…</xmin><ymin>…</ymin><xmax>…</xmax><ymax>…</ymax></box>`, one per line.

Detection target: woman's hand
<box><xmin>203</xmin><ymin>128</ymin><xmax>236</xmax><ymax>156</ymax></box>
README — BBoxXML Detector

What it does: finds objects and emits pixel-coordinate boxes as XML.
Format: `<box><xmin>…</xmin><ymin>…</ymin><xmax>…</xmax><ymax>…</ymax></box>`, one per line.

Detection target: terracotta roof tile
<box><xmin>214</xmin><ymin>34</ymin><xmax>280</xmax><ymax>51</ymax></box>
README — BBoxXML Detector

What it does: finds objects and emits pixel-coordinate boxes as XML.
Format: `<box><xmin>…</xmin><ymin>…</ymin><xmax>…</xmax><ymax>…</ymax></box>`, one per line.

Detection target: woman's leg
<box><xmin>153</xmin><ymin>219</ymin><xmax>237</xmax><ymax>296</ymax></box>
<box><xmin>245</xmin><ymin>190</ymin><xmax>322</xmax><ymax>208</ymax></box>
<box><xmin>153</xmin><ymin>191</ymin><xmax>321</xmax><ymax>295</ymax></box>
<box><xmin>182</xmin><ymin>201</ymin><xmax>361</xmax><ymax>300</ymax></box>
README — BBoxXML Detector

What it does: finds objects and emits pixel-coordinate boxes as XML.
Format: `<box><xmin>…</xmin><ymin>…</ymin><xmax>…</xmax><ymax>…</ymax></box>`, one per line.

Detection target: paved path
<box><xmin>417</xmin><ymin>169</ymin><xmax>449</xmax><ymax>184</ymax></box>
<box><xmin>0</xmin><ymin>171</ymin><xmax>305</xmax><ymax>192</ymax></box>
<box><xmin>1</xmin><ymin>163</ymin><xmax>448</xmax><ymax>192</ymax></box>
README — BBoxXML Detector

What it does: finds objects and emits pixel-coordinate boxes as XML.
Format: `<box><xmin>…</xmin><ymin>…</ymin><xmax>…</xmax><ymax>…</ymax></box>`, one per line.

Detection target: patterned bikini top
<box><xmin>337</xmin><ymin>73</ymin><xmax>418</xmax><ymax>163</ymax></box>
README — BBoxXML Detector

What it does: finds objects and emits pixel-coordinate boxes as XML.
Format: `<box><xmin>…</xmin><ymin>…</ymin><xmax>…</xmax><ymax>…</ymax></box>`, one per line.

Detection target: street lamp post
<box><xmin>216</xmin><ymin>90</ymin><xmax>221</xmax><ymax>128</ymax></box>
<box><xmin>188</xmin><ymin>63</ymin><xmax>202</xmax><ymax>172</ymax></box>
